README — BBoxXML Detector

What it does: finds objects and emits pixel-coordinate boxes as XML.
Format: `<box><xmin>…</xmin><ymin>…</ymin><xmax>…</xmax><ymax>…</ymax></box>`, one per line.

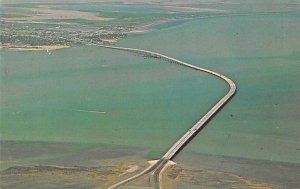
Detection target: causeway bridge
<box><xmin>98</xmin><ymin>45</ymin><xmax>237</xmax><ymax>189</ymax></box>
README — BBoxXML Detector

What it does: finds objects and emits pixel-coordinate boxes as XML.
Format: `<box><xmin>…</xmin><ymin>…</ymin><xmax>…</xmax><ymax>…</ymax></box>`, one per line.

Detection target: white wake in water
<box><xmin>71</xmin><ymin>109</ymin><xmax>106</xmax><ymax>114</ymax></box>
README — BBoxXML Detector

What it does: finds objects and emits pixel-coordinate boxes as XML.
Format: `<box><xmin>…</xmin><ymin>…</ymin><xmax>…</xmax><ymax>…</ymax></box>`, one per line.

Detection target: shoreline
<box><xmin>1</xmin><ymin>45</ymin><xmax>70</xmax><ymax>51</ymax></box>
<box><xmin>1</xmin><ymin>141</ymin><xmax>299</xmax><ymax>188</ymax></box>
<box><xmin>1</xmin><ymin>152</ymin><xmax>299</xmax><ymax>188</ymax></box>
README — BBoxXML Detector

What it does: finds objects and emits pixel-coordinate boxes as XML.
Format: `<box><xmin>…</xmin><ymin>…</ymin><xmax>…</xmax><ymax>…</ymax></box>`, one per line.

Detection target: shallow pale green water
<box><xmin>119</xmin><ymin>12</ymin><xmax>300</xmax><ymax>163</ymax></box>
<box><xmin>0</xmin><ymin>46</ymin><xmax>226</xmax><ymax>159</ymax></box>
<box><xmin>1</xmin><ymin>5</ymin><xmax>300</xmax><ymax>165</ymax></box>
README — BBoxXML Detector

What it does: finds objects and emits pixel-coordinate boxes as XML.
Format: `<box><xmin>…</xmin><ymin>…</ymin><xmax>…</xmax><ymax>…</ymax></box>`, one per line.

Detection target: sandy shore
<box><xmin>3</xmin><ymin>45</ymin><xmax>70</xmax><ymax>51</ymax></box>
<box><xmin>1</xmin><ymin>141</ymin><xmax>299</xmax><ymax>188</ymax></box>
<box><xmin>174</xmin><ymin>152</ymin><xmax>300</xmax><ymax>189</ymax></box>
<box><xmin>162</xmin><ymin>6</ymin><xmax>226</xmax><ymax>13</ymax></box>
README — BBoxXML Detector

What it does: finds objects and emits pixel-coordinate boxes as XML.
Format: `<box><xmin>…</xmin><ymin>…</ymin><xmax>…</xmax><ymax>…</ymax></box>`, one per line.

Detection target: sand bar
<box><xmin>5</xmin><ymin>45</ymin><xmax>70</xmax><ymax>51</ymax></box>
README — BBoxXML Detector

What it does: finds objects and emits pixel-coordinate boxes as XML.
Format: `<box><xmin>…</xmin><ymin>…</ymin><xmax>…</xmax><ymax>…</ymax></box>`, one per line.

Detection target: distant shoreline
<box><xmin>1</xmin><ymin>45</ymin><xmax>70</xmax><ymax>51</ymax></box>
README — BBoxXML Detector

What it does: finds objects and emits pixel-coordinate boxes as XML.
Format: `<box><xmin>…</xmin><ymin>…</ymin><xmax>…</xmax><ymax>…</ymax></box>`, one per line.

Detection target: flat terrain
<box><xmin>1</xmin><ymin>0</ymin><xmax>222</xmax><ymax>49</ymax></box>
<box><xmin>1</xmin><ymin>141</ymin><xmax>300</xmax><ymax>189</ymax></box>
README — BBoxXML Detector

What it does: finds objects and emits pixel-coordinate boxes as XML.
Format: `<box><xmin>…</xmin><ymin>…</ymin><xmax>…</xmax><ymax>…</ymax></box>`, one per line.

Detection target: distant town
<box><xmin>0</xmin><ymin>21</ymin><xmax>136</xmax><ymax>48</ymax></box>
<box><xmin>0</xmin><ymin>2</ymin><xmax>201</xmax><ymax>50</ymax></box>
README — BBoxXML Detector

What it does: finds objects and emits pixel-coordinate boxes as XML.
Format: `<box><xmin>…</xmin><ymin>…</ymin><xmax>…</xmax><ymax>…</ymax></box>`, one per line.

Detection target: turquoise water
<box><xmin>0</xmin><ymin>46</ymin><xmax>226</xmax><ymax>158</ymax></box>
<box><xmin>119</xmin><ymin>12</ymin><xmax>300</xmax><ymax>163</ymax></box>
<box><xmin>1</xmin><ymin>8</ymin><xmax>300</xmax><ymax>164</ymax></box>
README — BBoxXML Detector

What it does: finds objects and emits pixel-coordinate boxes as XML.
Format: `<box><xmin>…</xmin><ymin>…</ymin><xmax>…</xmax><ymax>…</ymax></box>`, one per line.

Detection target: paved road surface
<box><xmin>98</xmin><ymin>45</ymin><xmax>237</xmax><ymax>189</ymax></box>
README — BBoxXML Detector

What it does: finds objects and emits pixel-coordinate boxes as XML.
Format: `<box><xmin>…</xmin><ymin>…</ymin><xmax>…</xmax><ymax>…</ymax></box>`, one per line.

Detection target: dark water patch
<box><xmin>0</xmin><ymin>140</ymin><xmax>147</xmax><ymax>170</ymax></box>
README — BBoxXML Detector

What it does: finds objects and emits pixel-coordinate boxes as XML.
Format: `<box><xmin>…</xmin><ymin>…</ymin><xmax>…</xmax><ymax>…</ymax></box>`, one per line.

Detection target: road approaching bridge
<box><xmin>99</xmin><ymin>45</ymin><xmax>237</xmax><ymax>189</ymax></box>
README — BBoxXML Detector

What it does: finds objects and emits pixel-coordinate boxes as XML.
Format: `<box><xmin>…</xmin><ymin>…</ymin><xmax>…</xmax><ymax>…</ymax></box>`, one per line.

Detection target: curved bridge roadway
<box><xmin>99</xmin><ymin>45</ymin><xmax>237</xmax><ymax>189</ymax></box>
